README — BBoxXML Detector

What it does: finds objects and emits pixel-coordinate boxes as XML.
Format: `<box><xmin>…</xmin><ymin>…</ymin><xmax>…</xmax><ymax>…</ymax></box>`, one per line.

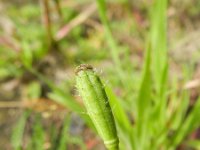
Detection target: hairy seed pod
<box><xmin>76</xmin><ymin>64</ymin><xmax>119</xmax><ymax>150</ymax></box>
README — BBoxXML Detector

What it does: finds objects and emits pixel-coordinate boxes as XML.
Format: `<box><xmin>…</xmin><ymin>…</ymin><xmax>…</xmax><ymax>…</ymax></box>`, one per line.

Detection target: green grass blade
<box><xmin>136</xmin><ymin>46</ymin><xmax>151</xmax><ymax>122</ymax></box>
<box><xmin>96</xmin><ymin>0</ymin><xmax>120</xmax><ymax>67</ymax></box>
<box><xmin>148</xmin><ymin>0</ymin><xmax>168</xmax><ymax>141</ymax></box>
<box><xmin>105</xmin><ymin>86</ymin><xmax>133</xmax><ymax>150</ymax></box>
<box><xmin>96</xmin><ymin>0</ymin><xmax>130</xmax><ymax>89</ymax></box>
<box><xmin>135</xmin><ymin>46</ymin><xmax>151</xmax><ymax>150</ymax></box>
<box><xmin>11</xmin><ymin>112</ymin><xmax>29</xmax><ymax>150</ymax></box>
<box><xmin>31</xmin><ymin>116</ymin><xmax>45</xmax><ymax>150</ymax></box>
<box><xmin>58</xmin><ymin>116</ymin><xmax>71</xmax><ymax>150</ymax></box>
<box><xmin>169</xmin><ymin>97</ymin><xmax>200</xmax><ymax>149</ymax></box>
<box><xmin>47</xmin><ymin>91</ymin><xmax>81</xmax><ymax>112</ymax></box>
<box><xmin>105</xmin><ymin>86</ymin><xmax>131</xmax><ymax>134</ymax></box>
<box><xmin>150</xmin><ymin>0</ymin><xmax>168</xmax><ymax>92</ymax></box>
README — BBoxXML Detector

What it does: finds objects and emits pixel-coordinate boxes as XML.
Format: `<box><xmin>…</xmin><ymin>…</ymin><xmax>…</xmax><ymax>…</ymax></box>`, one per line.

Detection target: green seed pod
<box><xmin>75</xmin><ymin>64</ymin><xmax>119</xmax><ymax>150</ymax></box>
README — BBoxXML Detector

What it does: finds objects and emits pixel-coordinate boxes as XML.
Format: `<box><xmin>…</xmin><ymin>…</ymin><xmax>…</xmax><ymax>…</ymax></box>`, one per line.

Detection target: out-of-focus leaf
<box><xmin>58</xmin><ymin>116</ymin><xmax>71</xmax><ymax>150</ymax></box>
<box><xmin>105</xmin><ymin>86</ymin><xmax>133</xmax><ymax>150</ymax></box>
<box><xmin>31</xmin><ymin>116</ymin><xmax>45</xmax><ymax>150</ymax></box>
<box><xmin>11</xmin><ymin>112</ymin><xmax>29</xmax><ymax>150</ymax></box>
<box><xmin>26</xmin><ymin>81</ymin><xmax>41</xmax><ymax>99</ymax></box>
<box><xmin>21</xmin><ymin>41</ymin><xmax>33</xmax><ymax>69</ymax></box>
<box><xmin>169</xmin><ymin>97</ymin><xmax>200</xmax><ymax>149</ymax></box>
<box><xmin>135</xmin><ymin>47</ymin><xmax>151</xmax><ymax>150</ymax></box>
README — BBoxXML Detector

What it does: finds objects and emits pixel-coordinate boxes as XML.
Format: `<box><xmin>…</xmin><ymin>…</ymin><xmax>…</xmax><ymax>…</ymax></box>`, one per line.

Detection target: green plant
<box><xmin>6</xmin><ymin>0</ymin><xmax>200</xmax><ymax>150</ymax></box>
<box><xmin>11</xmin><ymin>112</ymin><xmax>29</xmax><ymax>150</ymax></box>
<box><xmin>76</xmin><ymin>64</ymin><xmax>119</xmax><ymax>150</ymax></box>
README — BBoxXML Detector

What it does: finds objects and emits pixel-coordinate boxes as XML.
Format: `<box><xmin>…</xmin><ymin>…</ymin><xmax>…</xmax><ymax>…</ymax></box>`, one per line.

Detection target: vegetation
<box><xmin>1</xmin><ymin>0</ymin><xmax>200</xmax><ymax>150</ymax></box>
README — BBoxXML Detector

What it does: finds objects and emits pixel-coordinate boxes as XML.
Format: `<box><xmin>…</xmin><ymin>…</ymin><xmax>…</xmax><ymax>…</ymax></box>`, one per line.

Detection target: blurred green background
<box><xmin>1</xmin><ymin>0</ymin><xmax>200</xmax><ymax>150</ymax></box>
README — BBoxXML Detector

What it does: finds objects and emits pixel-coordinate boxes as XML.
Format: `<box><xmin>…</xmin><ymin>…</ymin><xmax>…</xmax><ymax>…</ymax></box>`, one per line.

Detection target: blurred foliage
<box><xmin>1</xmin><ymin>0</ymin><xmax>200</xmax><ymax>150</ymax></box>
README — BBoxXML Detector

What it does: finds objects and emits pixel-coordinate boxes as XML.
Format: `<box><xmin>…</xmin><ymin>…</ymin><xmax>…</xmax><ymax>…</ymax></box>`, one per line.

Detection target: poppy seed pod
<box><xmin>76</xmin><ymin>64</ymin><xmax>119</xmax><ymax>150</ymax></box>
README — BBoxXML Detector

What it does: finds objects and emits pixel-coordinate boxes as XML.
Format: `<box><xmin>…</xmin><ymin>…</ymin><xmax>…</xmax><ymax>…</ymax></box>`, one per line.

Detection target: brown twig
<box><xmin>0</xmin><ymin>36</ymin><xmax>20</xmax><ymax>52</ymax></box>
<box><xmin>54</xmin><ymin>0</ymin><xmax>62</xmax><ymax>19</ymax></box>
<box><xmin>184</xmin><ymin>79</ymin><xmax>200</xmax><ymax>90</ymax></box>
<box><xmin>40</xmin><ymin>0</ymin><xmax>53</xmax><ymax>45</ymax></box>
<box><xmin>55</xmin><ymin>3</ymin><xmax>97</xmax><ymax>41</ymax></box>
<box><xmin>0</xmin><ymin>99</ymin><xmax>66</xmax><ymax>112</ymax></box>
<box><xmin>0</xmin><ymin>101</ymin><xmax>23</xmax><ymax>108</ymax></box>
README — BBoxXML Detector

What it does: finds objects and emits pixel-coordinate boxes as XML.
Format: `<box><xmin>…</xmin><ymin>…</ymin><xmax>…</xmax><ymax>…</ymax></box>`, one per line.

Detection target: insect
<box><xmin>76</xmin><ymin>64</ymin><xmax>119</xmax><ymax>150</ymax></box>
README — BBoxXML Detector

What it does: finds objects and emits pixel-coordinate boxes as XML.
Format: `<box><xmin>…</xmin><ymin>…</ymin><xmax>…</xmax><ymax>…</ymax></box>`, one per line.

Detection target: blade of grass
<box><xmin>169</xmin><ymin>87</ymin><xmax>190</xmax><ymax>131</ymax></box>
<box><xmin>11</xmin><ymin>112</ymin><xmax>29</xmax><ymax>150</ymax></box>
<box><xmin>49</xmin><ymin>123</ymin><xmax>59</xmax><ymax>150</ymax></box>
<box><xmin>169</xmin><ymin>96</ymin><xmax>200</xmax><ymax>149</ymax></box>
<box><xmin>31</xmin><ymin>116</ymin><xmax>45</xmax><ymax>150</ymax></box>
<box><xmin>105</xmin><ymin>86</ymin><xmax>131</xmax><ymax>135</ymax></box>
<box><xmin>105</xmin><ymin>86</ymin><xmax>133</xmax><ymax>150</ymax></box>
<box><xmin>149</xmin><ymin>0</ymin><xmax>168</xmax><ymax>133</ymax></box>
<box><xmin>96</xmin><ymin>0</ymin><xmax>120</xmax><ymax>67</ymax></box>
<box><xmin>96</xmin><ymin>0</ymin><xmax>133</xmax><ymax>91</ymax></box>
<box><xmin>135</xmin><ymin>46</ymin><xmax>151</xmax><ymax>150</ymax></box>
<box><xmin>58</xmin><ymin>116</ymin><xmax>71</xmax><ymax>150</ymax></box>
<box><xmin>150</xmin><ymin>0</ymin><xmax>168</xmax><ymax>92</ymax></box>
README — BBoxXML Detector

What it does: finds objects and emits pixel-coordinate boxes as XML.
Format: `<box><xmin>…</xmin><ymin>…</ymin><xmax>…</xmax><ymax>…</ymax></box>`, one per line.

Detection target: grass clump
<box><xmin>3</xmin><ymin>0</ymin><xmax>200</xmax><ymax>149</ymax></box>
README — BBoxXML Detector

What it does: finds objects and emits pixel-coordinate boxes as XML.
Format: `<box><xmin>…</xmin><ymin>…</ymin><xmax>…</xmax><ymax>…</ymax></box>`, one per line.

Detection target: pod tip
<box><xmin>75</xmin><ymin>64</ymin><xmax>93</xmax><ymax>75</ymax></box>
